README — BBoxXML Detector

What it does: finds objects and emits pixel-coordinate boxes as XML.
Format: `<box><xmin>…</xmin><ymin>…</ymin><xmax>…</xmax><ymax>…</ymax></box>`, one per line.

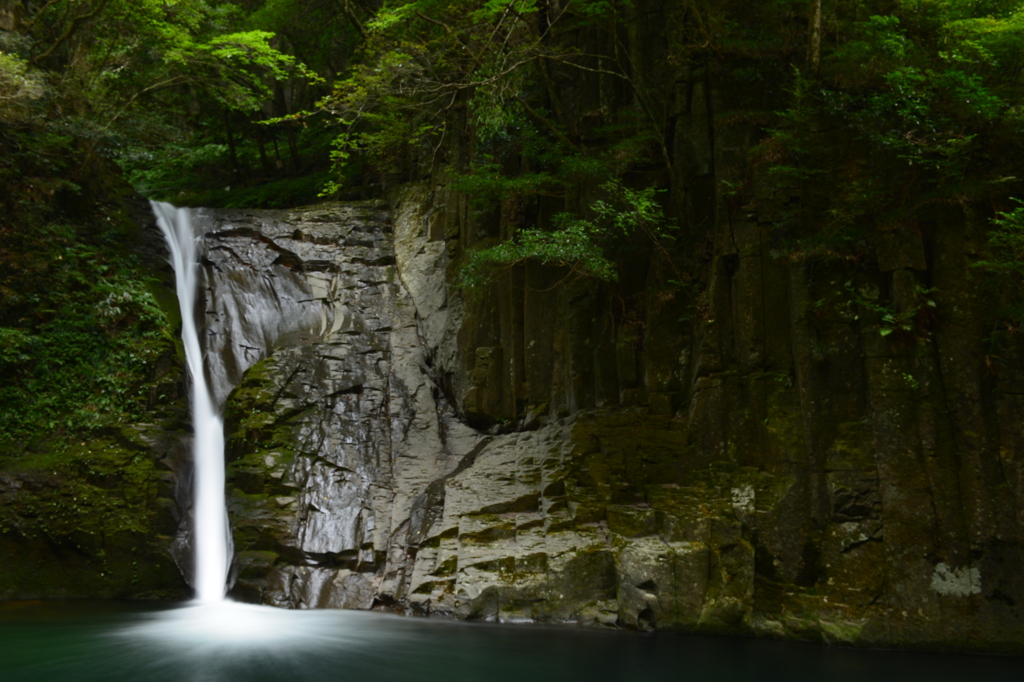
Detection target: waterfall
<box><xmin>152</xmin><ymin>201</ymin><xmax>232</xmax><ymax>602</ymax></box>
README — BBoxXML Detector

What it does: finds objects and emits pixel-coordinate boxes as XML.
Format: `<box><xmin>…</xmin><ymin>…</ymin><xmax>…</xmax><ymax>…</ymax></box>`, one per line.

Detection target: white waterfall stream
<box><xmin>152</xmin><ymin>201</ymin><xmax>232</xmax><ymax>602</ymax></box>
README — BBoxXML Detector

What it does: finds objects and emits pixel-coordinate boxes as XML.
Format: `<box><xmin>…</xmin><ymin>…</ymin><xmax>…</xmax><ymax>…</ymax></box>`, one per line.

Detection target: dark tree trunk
<box><xmin>286</xmin><ymin>125</ymin><xmax>301</xmax><ymax>174</ymax></box>
<box><xmin>254</xmin><ymin>123</ymin><xmax>273</xmax><ymax>177</ymax></box>
<box><xmin>272</xmin><ymin>136</ymin><xmax>285</xmax><ymax>171</ymax></box>
<box><xmin>807</xmin><ymin>0</ymin><xmax>821</xmax><ymax>76</ymax></box>
<box><xmin>223</xmin><ymin>111</ymin><xmax>241</xmax><ymax>179</ymax></box>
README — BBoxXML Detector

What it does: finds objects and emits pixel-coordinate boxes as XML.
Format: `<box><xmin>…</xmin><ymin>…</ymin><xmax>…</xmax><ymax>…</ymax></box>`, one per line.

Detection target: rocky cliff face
<box><xmin>196</xmin><ymin>5</ymin><xmax>1024</xmax><ymax>648</ymax></box>
<box><xmin>193</xmin><ymin>200</ymin><xmax>484</xmax><ymax>611</ymax></box>
<box><xmin>206</xmin><ymin>173</ymin><xmax>1024</xmax><ymax>652</ymax></box>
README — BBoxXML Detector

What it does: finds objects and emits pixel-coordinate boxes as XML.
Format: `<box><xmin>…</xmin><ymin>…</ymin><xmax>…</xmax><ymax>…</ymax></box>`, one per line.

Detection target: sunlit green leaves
<box><xmin>317</xmin><ymin>0</ymin><xmax>620</xmax><ymax>193</ymax></box>
<box><xmin>473</xmin><ymin>0</ymin><xmax>539</xmax><ymax>21</ymax></box>
<box><xmin>199</xmin><ymin>30</ymin><xmax>305</xmax><ymax>110</ymax></box>
<box><xmin>973</xmin><ymin>197</ymin><xmax>1024</xmax><ymax>324</ymax></box>
<box><xmin>457</xmin><ymin>179</ymin><xmax>669</xmax><ymax>289</ymax></box>
<box><xmin>367</xmin><ymin>3</ymin><xmax>421</xmax><ymax>33</ymax></box>
<box><xmin>0</xmin><ymin>51</ymin><xmax>46</xmax><ymax>121</ymax></box>
<box><xmin>976</xmin><ymin>199</ymin><xmax>1024</xmax><ymax>277</ymax></box>
<box><xmin>458</xmin><ymin>219</ymin><xmax>616</xmax><ymax>289</ymax></box>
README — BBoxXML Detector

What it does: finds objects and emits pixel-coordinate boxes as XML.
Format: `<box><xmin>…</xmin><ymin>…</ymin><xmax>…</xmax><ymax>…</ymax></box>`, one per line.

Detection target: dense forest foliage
<box><xmin>3</xmin><ymin>0</ymin><xmax>1024</xmax><ymax>445</ymax></box>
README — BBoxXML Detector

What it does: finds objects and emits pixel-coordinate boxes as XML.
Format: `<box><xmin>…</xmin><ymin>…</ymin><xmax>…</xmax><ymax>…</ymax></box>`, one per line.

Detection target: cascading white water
<box><xmin>152</xmin><ymin>201</ymin><xmax>232</xmax><ymax>602</ymax></box>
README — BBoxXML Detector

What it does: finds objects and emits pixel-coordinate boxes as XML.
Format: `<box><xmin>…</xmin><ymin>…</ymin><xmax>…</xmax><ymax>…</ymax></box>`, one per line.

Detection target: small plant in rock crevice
<box><xmin>973</xmin><ymin>197</ymin><xmax>1024</xmax><ymax>326</ymax></box>
<box><xmin>845</xmin><ymin>279</ymin><xmax>937</xmax><ymax>339</ymax></box>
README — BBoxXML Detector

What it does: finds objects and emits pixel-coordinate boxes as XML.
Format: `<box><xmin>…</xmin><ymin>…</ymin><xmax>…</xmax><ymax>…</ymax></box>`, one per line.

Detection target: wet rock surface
<box><xmin>207</xmin><ymin>200</ymin><xmax>482</xmax><ymax>609</ymax></box>
<box><xmin>206</xmin><ymin>185</ymin><xmax>1024</xmax><ymax>653</ymax></box>
<box><xmin>190</xmin><ymin>175</ymin><xmax>1024</xmax><ymax>655</ymax></box>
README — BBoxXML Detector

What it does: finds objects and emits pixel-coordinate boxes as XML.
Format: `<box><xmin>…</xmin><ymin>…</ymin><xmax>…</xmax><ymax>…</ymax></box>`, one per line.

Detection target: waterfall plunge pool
<box><xmin>1</xmin><ymin>601</ymin><xmax>1019</xmax><ymax>682</ymax></box>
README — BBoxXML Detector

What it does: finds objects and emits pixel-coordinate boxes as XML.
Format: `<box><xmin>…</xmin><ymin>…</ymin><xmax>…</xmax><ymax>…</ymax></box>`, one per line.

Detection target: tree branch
<box><xmin>21</xmin><ymin>0</ymin><xmax>62</xmax><ymax>33</ymax></box>
<box><xmin>331</xmin><ymin>0</ymin><xmax>366</xmax><ymax>39</ymax></box>
<box><xmin>514</xmin><ymin>94</ymin><xmax>578</xmax><ymax>151</ymax></box>
<box><xmin>31</xmin><ymin>0</ymin><xmax>111</xmax><ymax>66</ymax></box>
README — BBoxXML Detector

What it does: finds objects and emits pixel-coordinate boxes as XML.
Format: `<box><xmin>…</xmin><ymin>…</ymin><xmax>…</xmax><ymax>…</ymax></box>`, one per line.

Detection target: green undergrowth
<box><xmin>974</xmin><ymin>198</ymin><xmax>1024</xmax><ymax>326</ymax></box>
<box><xmin>0</xmin><ymin>427</ymin><xmax>187</xmax><ymax>599</ymax></box>
<box><xmin>149</xmin><ymin>169</ymin><xmax>341</xmax><ymax>210</ymax></box>
<box><xmin>0</xmin><ymin>114</ymin><xmax>183</xmax><ymax>447</ymax></box>
<box><xmin>1</xmin><ymin>434</ymin><xmax>161</xmax><ymax>532</ymax></box>
<box><xmin>0</xmin><ymin>224</ymin><xmax>178</xmax><ymax>442</ymax></box>
<box><xmin>0</xmin><ymin>77</ymin><xmax>190</xmax><ymax>596</ymax></box>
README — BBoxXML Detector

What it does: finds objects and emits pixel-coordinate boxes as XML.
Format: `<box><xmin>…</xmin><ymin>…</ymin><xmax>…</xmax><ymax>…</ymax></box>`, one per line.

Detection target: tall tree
<box><xmin>807</xmin><ymin>0</ymin><xmax>821</xmax><ymax>76</ymax></box>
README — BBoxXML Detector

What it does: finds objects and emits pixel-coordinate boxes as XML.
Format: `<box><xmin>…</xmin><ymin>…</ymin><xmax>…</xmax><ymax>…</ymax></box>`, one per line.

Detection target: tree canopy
<box><xmin>5</xmin><ymin>0</ymin><xmax>1024</xmax><ymax>444</ymax></box>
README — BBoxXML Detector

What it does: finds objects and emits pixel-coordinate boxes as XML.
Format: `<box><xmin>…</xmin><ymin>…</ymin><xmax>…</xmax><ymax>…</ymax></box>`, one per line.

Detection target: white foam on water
<box><xmin>123</xmin><ymin>601</ymin><xmax>387</xmax><ymax>651</ymax></box>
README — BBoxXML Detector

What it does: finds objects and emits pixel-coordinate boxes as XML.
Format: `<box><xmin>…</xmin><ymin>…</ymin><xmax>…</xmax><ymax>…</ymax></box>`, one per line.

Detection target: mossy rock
<box><xmin>0</xmin><ymin>431</ymin><xmax>188</xmax><ymax>599</ymax></box>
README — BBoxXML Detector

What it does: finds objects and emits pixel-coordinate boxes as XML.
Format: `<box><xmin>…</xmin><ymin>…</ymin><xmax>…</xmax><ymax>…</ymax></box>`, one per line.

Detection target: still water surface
<box><xmin>1</xmin><ymin>601</ymin><xmax>1020</xmax><ymax>682</ymax></box>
